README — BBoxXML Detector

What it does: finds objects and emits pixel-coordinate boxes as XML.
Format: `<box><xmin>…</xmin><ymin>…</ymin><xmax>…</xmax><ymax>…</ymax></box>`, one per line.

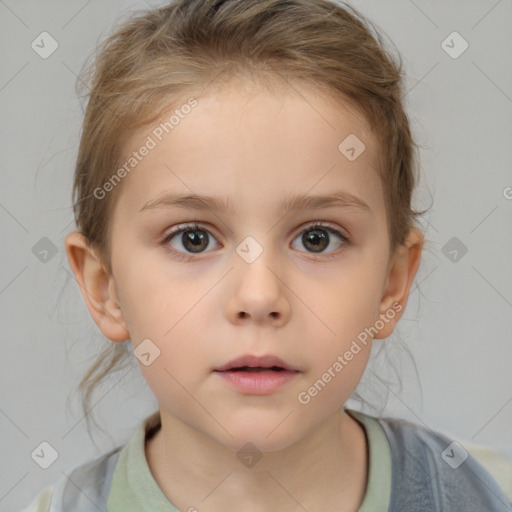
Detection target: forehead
<box><xmin>113</xmin><ymin>81</ymin><xmax>385</xmax><ymax>219</ymax></box>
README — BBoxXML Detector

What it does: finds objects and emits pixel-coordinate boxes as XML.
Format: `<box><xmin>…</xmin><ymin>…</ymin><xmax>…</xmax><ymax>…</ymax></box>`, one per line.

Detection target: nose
<box><xmin>225</xmin><ymin>246</ymin><xmax>291</xmax><ymax>326</ymax></box>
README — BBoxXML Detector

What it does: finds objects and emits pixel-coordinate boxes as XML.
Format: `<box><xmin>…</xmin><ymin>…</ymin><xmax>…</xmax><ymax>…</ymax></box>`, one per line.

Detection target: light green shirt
<box><xmin>106</xmin><ymin>408</ymin><xmax>392</xmax><ymax>511</ymax></box>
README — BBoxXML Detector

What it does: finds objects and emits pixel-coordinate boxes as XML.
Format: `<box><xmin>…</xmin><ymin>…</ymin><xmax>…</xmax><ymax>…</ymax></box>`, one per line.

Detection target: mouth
<box><xmin>213</xmin><ymin>355</ymin><xmax>300</xmax><ymax>395</ymax></box>
<box><xmin>213</xmin><ymin>354</ymin><xmax>300</xmax><ymax>373</ymax></box>
<box><xmin>226</xmin><ymin>366</ymin><xmax>288</xmax><ymax>373</ymax></box>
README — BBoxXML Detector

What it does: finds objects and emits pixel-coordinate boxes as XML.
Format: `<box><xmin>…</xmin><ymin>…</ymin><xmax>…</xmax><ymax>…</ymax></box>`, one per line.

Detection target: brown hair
<box><xmin>70</xmin><ymin>0</ymin><xmax>429</xmax><ymax>439</ymax></box>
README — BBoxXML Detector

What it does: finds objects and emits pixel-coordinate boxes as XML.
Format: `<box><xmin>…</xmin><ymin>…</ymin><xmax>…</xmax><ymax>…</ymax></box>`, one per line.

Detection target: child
<box><xmin>23</xmin><ymin>0</ymin><xmax>512</xmax><ymax>510</ymax></box>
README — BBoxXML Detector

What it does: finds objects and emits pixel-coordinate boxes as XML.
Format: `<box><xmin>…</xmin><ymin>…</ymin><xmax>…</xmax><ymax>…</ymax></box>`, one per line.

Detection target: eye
<box><xmin>291</xmin><ymin>222</ymin><xmax>349</xmax><ymax>256</ymax></box>
<box><xmin>162</xmin><ymin>222</ymin><xmax>219</xmax><ymax>258</ymax></box>
<box><xmin>161</xmin><ymin>221</ymin><xmax>349</xmax><ymax>260</ymax></box>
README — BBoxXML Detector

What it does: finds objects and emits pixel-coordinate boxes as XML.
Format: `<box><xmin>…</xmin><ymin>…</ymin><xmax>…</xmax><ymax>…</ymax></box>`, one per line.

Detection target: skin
<box><xmin>65</xmin><ymin>79</ymin><xmax>423</xmax><ymax>511</ymax></box>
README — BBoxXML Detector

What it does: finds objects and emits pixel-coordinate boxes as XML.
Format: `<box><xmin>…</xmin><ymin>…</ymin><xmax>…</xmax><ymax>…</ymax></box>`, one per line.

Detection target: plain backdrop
<box><xmin>1</xmin><ymin>0</ymin><xmax>511</xmax><ymax>510</ymax></box>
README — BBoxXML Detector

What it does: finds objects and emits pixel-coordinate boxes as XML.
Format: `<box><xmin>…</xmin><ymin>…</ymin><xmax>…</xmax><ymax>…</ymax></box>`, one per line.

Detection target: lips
<box><xmin>213</xmin><ymin>354</ymin><xmax>299</xmax><ymax>373</ymax></box>
<box><xmin>213</xmin><ymin>354</ymin><xmax>300</xmax><ymax>395</ymax></box>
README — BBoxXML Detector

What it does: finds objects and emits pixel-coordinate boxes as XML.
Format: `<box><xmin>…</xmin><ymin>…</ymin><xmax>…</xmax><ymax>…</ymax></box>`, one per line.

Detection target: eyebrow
<box><xmin>139</xmin><ymin>191</ymin><xmax>371</xmax><ymax>215</ymax></box>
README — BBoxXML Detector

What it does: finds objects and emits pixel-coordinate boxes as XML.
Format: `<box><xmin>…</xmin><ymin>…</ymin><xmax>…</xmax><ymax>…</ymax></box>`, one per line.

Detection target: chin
<box><xmin>211</xmin><ymin>417</ymin><xmax>307</xmax><ymax>454</ymax></box>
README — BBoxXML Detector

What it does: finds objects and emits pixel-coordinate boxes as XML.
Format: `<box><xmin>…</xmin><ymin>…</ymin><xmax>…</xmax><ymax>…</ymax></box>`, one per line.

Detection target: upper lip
<box><xmin>214</xmin><ymin>354</ymin><xmax>300</xmax><ymax>372</ymax></box>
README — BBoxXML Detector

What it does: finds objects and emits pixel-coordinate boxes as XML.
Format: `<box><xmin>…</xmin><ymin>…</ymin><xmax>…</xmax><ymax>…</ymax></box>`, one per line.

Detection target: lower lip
<box><xmin>214</xmin><ymin>369</ymin><xmax>299</xmax><ymax>395</ymax></box>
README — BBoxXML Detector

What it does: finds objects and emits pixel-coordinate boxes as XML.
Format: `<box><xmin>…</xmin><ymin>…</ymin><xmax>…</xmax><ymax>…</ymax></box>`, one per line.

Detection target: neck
<box><xmin>145</xmin><ymin>408</ymin><xmax>368</xmax><ymax>512</ymax></box>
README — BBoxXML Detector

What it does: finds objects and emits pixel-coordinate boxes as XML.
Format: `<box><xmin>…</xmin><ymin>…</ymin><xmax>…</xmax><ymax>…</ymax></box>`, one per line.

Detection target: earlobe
<box><xmin>64</xmin><ymin>231</ymin><xmax>129</xmax><ymax>342</ymax></box>
<box><xmin>374</xmin><ymin>228</ymin><xmax>424</xmax><ymax>339</ymax></box>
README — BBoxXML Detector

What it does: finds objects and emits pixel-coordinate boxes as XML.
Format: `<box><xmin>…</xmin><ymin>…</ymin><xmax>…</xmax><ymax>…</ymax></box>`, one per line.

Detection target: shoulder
<box><xmin>375</xmin><ymin>414</ymin><xmax>512</xmax><ymax>511</ymax></box>
<box><xmin>22</xmin><ymin>445</ymin><xmax>122</xmax><ymax>512</ymax></box>
<box><xmin>458</xmin><ymin>440</ymin><xmax>512</xmax><ymax>502</ymax></box>
<box><xmin>21</xmin><ymin>486</ymin><xmax>53</xmax><ymax>512</ymax></box>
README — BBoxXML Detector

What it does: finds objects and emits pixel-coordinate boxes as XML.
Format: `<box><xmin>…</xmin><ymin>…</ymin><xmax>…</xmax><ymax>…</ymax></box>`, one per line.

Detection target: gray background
<box><xmin>1</xmin><ymin>0</ymin><xmax>511</xmax><ymax>510</ymax></box>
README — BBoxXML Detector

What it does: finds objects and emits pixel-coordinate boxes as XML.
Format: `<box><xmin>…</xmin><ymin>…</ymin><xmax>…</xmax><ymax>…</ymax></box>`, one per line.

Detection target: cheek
<box><xmin>129</xmin><ymin>310</ymin><xmax>208</xmax><ymax>411</ymax></box>
<box><xmin>115</xmin><ymin>253</ymin><xmax>204</xmax><ymax>339</ymax></box>
<box><xmin>308</xmin><ymin>264</ymin><xmax>385</xmax><ymax>341</ymax></box>
<box><xmin>118</xmin><ymin>269</ymin><xmax>212</xmax><ymax>372</ymax></box>
<box><xmin>299</xmin><ymin>258</ymin><xmax>386</xmax><ymax>390</ymax></box>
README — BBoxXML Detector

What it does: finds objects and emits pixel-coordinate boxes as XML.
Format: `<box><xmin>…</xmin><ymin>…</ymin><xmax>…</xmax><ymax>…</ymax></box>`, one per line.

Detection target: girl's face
<box><xmin>75</xmin><ymin>81</ymin><xmax>422</xmax><ymax>451</ymax></box>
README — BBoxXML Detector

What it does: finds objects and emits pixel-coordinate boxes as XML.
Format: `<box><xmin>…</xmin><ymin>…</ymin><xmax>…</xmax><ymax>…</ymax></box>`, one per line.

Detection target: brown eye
<box><xmin>291</xmin><ymin>223</ymin><xmax>348</xmax><ymax>255</ymax></box>
<box><xmin>302</xmin><ymin>228</ymin><xmax>329</xmax><ymax>252</ymax></box>
<box><xmin>179</xmin><ymin>229</ymin><xmax>209</xmax><ymax>253</ymax></box>
<box><xmin>163</xmin><ymin>223</ymin><xmax>219</xmax><ymax>255</ymax></box>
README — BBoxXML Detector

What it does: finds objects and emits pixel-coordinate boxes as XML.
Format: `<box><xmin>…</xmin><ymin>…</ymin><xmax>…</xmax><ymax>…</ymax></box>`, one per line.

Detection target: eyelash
<box><xmin>160</xmin><ymin>221</ymin><xmax>350</xmax><ymax>261</ymax></box>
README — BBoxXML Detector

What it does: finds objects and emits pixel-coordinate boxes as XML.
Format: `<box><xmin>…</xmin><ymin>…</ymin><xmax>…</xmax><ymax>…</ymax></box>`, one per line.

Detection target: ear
<box><xmin>374</xmin><ymin>228</ymin><xmax>424</xmax><ymax>339</ymax></box>
<box><xmin>64</xmin><ymin>231</ymin><xmax>129</xmax><ymax>342</ymax></box>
